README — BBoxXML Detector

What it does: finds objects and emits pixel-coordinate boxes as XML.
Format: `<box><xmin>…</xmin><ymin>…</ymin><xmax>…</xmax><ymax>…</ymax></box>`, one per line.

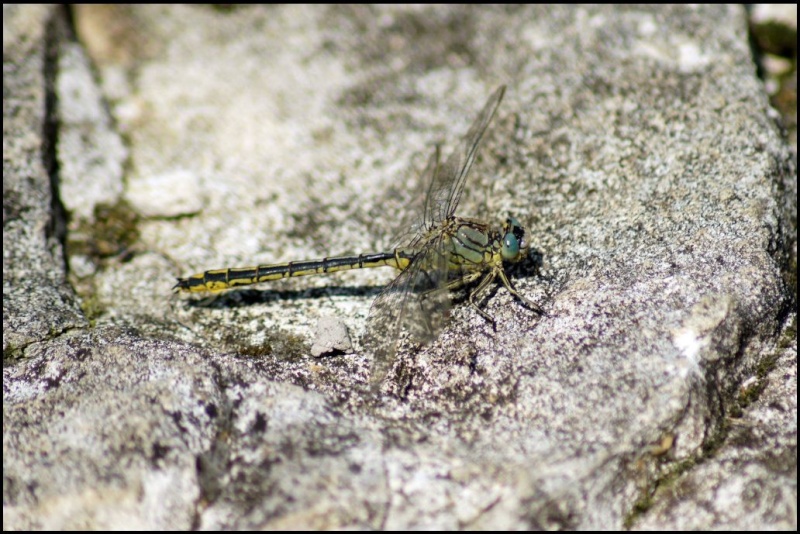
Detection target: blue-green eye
<box><xmin>502</xmin><ymin>232</ymin><xmax>520</xmax><ymax>260</ymax></box>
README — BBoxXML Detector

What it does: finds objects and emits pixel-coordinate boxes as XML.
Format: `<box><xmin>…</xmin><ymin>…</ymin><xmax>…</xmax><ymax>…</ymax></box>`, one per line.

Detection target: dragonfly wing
<box><xmin>389</xmin><ymin>86</ymin><xmax>505</xmax><ymax>248</ymax></box>
<box><xmin>365</xmin><ymin>87</ymin><xmax>507</xmax><ymax>387</ymax></box>
<box><xmin>389</xmin><ymin>146</ymin><xmax>441</xmax><ymax>251</ymax></box>
<box><xmin>364</xmin><ymin>235</ymin><xmax>451</xmax><ymax>387</ymax></box>
<box><xmin>424</xmin><ymin>85</ymin><xmax>506</xmax><ymax>225</ymax></box>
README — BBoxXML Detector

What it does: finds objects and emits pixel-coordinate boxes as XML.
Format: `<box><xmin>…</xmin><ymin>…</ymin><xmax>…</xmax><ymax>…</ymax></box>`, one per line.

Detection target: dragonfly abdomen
<box><xmin>174</xmin><ymin>251</ymin><xmax>413</xmax><ymax>293</ymax></box>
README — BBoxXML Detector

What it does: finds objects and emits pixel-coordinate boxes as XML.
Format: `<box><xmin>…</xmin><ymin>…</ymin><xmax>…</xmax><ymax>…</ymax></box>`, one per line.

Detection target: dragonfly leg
<box><xmin>417</xmin><ymin>271</ymin><xmax>496</xmax><ymax>325</ymax></box>
<box><xmin>444</xmin><ymin>270</ymin><xmax>483</xmax><ymax>292</ymax></box>
<box><xmin>497</xmin><ymin>268</ymin><xmax>544</xmax><ymax>315</ymax></box>
<box><xmin>416</xmin><ymin>271</ymin><xmax>480</xmax><ymax>306</ymax></box>
<box><xmin>468</xmin><ymin>270</ymin><xmax>499</xmax><ymax>327</ymax></box>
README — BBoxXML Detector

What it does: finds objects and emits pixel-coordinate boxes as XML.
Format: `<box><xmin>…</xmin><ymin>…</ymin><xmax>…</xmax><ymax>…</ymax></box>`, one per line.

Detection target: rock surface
<box><xmin>4</xmin><ymin>5</ymin><xmax>796</xmax><ymax>529</ymax></box>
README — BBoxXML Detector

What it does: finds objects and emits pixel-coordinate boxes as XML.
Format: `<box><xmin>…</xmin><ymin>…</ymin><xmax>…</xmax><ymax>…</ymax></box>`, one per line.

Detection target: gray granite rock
<box><xmin>4</xmin><ymin>5</ymin><xmax>796</xmax><ymax>530</ymax></box>
<box><xmin>3</xmin><ymin>5</ymin><xmax>88</xmax><ymax>356</ymax></box>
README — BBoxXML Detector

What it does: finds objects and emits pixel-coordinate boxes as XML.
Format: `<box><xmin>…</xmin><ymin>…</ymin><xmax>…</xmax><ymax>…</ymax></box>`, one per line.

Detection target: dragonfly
<box><xmin>174</xmin><ymin>85</ymin><xmax>542</xmax><ymax>385</ymax></box>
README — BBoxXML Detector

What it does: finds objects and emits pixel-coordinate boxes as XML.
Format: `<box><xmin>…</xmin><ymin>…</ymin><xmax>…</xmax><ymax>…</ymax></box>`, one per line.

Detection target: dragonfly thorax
<box><xmin>439</xmin><ymin>216</ymin><xmax>530</xmax><ymax>275</ymax></box>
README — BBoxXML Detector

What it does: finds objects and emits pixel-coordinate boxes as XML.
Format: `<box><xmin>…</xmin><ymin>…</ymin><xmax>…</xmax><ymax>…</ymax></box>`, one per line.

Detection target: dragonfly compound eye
<box><xmin>502</xmin><ymin>231</ymin><xmax>521</xmax><ymax>261</ymax></box>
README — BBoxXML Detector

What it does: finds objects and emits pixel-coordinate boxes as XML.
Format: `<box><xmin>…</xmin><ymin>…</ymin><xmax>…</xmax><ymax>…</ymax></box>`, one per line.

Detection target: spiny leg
<box><xmin>418</xmin><ymin>270</ymin><xmax>483</xmax><ymax>301</ymax></box>
<box><xmin>467</xmin><ymin>270</ymin><xmax>499</xmax><ymax>327</ymax></box>
<box><xmin>443</xmin><ymin>270</ymin><xmax>483</xmax><ymax>293</ymax></box>
<box><xmin>497</xmin><ymin>268</ymin><xmax>544</xmax><ymax>315</ymax></box>
<box><xmin>418</xmin><ymin>265</ymin><xmax>544</xmax><ymax>328</ymax></box>
<box><xmin>418</xmin><ymin>270</ymin><xmax>495</xmax><ymax>325</ymax></box>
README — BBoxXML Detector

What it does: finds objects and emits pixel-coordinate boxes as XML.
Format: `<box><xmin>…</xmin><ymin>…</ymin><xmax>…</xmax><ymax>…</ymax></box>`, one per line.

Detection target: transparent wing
<box><xmin>388</xmin><ymin>146</ymin><xmax>441</xmax><ymax>251</ymax></box>
<box><xmin>424</xmin><ymin>85</ymin><xmax>506</xmax><ymax>226</ymax></box>
<box><xmin>365</xmin><ymin>86</ymin><xmax>506</xmax><ymax>387</ymax></box>
<box><xmin>364</xmin><ymin>235</ymin><xmax>451</xmax><ymax>387</ymax></box>
<box><xmin>389</xmin><ymin>86</ymin><xmax>506</xmax><ymax>248</ymax></box>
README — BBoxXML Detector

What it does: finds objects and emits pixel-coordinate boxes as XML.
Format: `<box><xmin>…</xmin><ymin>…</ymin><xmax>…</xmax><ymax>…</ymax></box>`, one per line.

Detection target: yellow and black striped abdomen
<box><xmin>173</xmin><ymin>251</ymin><xmax>414</xmax><ymax>293</ymax></box>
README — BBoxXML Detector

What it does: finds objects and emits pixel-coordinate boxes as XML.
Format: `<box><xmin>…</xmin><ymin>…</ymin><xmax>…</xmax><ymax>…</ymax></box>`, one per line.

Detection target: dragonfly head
<box><xmin>500</xmin><ymin>216</ymin><xmax>529</xmax><ymax>263</ymax></box>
